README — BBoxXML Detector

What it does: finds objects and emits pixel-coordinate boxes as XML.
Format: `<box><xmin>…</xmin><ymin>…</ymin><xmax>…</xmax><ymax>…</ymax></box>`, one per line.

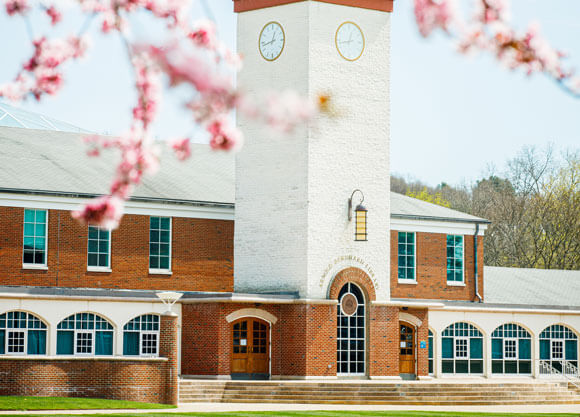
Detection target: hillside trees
<box><xmin>393</xmin><ymin>146</ymin><xmax>580</xmax><ymax>270</ymax></box>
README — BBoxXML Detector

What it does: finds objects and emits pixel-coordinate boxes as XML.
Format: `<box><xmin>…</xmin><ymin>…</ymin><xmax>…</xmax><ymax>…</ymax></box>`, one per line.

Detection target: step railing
<box><xmin>538</xmin><ymin>359</ymin><xmax>580</xmax><ymax>390</ymax></box>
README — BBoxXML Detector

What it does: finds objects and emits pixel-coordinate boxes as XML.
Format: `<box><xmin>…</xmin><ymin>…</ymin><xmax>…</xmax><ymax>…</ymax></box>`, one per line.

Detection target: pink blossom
<box><xmin>207</xmin><ymin>117</ymin><xmax>242</xmax><ymax>151</ymax></box>
<box><xmin>5</xmin><ymin>0</ymin><xmax>28</xmax><ymax>16</ymax></box>
<box><xmin>414</xmin><ymin>0</ymin><xmax>456</xmax><ymax>37</ymax></box>
<box><xmin>72</xmin><ymin>196</ymin><xmax>124</xmax><ymax>230</ymax></box>
<box><xmin>188</xmin><ymin>19</ymin><xmax>217</xmax><ymax>49</ymax></box>
<box><xmin>46</xmin><ymin>5</ymin><xmax>61</xmax><ymax>25</ymax></box>
<box><xmin>169</xmin><ymin>138</ymin><xmax>191</xmax><ymax>161</ymax></box>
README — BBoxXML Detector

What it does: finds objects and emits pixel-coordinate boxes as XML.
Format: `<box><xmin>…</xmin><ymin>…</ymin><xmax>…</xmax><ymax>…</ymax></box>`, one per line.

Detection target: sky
<box><xmin>0</xmin><ymin>0</ymin><xmax>579</xmax><ymax>187</ymax></box>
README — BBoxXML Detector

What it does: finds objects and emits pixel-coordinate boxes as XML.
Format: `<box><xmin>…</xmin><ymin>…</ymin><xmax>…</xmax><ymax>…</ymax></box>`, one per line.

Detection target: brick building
<box><xmin>0</xmin><ymin>0</ymin><xmax>579</xmax><ymax>405</ymax></box>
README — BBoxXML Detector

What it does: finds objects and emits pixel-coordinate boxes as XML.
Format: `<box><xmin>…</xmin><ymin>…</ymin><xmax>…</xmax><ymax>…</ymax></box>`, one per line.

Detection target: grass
<box><xmin>0</xmin><ymin>412</ymin><xmax>577</xmax><ymax>417</ymax></box>
<box><xmin>0</xmin><ymin>396</ymin><xmax>175</xmax><ymax>411</ymax></box>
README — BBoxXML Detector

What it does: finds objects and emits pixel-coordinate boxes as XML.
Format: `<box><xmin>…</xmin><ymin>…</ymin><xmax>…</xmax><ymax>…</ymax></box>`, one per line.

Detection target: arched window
<box><xmin>441</xmin><ymin>322</ymin><xmax>483</xmax><ymax>374</ymax></box>
<box><xmin>491</xmin><ymin>323</ymin><xmax>531</xmax><ymax>374</ymax></box>
<box><xmin>337</xmin><ymin>283</ymin><xmax>365</xmax><ymax>375</ymax></box>
<box><xmin>56</xmin><ymin>313</ymin><xmax>113</xmax><ymax>356</ymax></box>
<box><xmin>428</xmin><ymin>329</ymin><xmax>434</xmax><ymax>374</ymax></box>
<box><xmin>540</xmin><ymin>324</ymin><xmax>578</xmax><ymax>372</ymax></box>
<box><xmin>123</xmin><ymin>314</ymin><xmax>160</xmax><ymax>356</ymax></box>
<box><xmin>0</xmin><ymin>311</ymin><xmax>47</xmax><ymax>355</ymax></box>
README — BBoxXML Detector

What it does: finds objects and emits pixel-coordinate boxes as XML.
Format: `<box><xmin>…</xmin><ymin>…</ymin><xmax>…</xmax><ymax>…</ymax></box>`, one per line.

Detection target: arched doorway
<box><xmin>399</xmin><ymin>322</ymin><xmax>416</xmax><ymax>376</ymax></box>
<box><xmin>337</xmin><ymin>282</ymin><xmax>366</xmax><ymax>376</ymax></box>
<box><xmin>231</xmin><ymin>318</ymin><xmax>269</xmax><ymax>379</ymax></box>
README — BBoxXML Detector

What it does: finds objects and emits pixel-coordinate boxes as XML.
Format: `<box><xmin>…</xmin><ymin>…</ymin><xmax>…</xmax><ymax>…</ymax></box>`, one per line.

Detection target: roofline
<box><xmin>391</xmin><ymin>213</ymin><xmax>491</xmax><ymax>224</ymax></box>
<box><xmin>0</xmin><ymin>188</ymin><xmax>235</xmax><ymax>210</ymax></box>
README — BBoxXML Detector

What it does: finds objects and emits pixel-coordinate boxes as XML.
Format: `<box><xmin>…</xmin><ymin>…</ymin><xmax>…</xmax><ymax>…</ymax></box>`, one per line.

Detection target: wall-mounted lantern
<box><xmin>348</xmin><ymin>189</ymin><xmax>367</xmax><ymax>241</ymax></box>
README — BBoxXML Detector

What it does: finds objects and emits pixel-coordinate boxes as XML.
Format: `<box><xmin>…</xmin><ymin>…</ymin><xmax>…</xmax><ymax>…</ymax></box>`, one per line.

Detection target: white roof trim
<box><xmin>390</xmin><ymin>218</ymin><xmax>487</xmax><ymax>236</ymax></box>
<box><xmin>0</xmin><ymin>193</ymin><xmax>234</xmax><ymax>220</ymax></box>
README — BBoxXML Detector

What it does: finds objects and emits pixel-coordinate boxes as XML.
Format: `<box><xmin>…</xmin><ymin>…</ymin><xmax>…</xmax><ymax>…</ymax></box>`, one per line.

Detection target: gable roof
<box><xmin>484</xmin><ymin>266</ymin><xmax>580</xmax><ymax>307</ymax></box>
<box><xmin>0</xmin><ymin>102</ymin><xmax>87</xmax><ymax>133</ymax></box>
<box><xmin>0</xmin><ymin>127</ymin><xmax>234</xmax><ymax>205</ymax></box>
<box><xmin>0</xmin><ymin>126</ymin><xmax>489</xmax><ymax>224</ymax></box>
<box><xmin>390</xmin><ymin>192</ymin><xmax>489</xmax><ymax>223</ymax></box>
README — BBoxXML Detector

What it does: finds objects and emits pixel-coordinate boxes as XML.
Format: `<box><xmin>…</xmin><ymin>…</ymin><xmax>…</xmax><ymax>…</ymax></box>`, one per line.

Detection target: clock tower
<box><xmin>234</xmin><ymin>0</ymin><xmax>393</xmax><ymax>302</ymax></box>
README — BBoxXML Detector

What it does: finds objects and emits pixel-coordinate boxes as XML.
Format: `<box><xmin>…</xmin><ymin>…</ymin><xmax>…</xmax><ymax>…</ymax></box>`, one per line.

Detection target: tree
<box><xmin>1</xmin><ymin>0</ymin><xmax>578</xmax><ymax>228</ymax></box>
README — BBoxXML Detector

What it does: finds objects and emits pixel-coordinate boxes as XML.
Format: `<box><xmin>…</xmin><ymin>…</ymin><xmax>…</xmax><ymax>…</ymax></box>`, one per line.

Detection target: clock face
<box><xmin>259</xmin><ymin>21</ymin><xmax>285</xmax><ymax>61</ymax></box>
<box><xmin>335</xmin><ymin>22</ymin><xmax>365</xmax><ymax>61</ymax></box>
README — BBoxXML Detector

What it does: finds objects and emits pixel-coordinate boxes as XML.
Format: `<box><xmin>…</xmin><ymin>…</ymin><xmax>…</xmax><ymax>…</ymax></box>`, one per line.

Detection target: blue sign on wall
<box><xmin>420</xmin><ymin>341</ymin><xmax>426</xmax><ymax>349</ymax></box>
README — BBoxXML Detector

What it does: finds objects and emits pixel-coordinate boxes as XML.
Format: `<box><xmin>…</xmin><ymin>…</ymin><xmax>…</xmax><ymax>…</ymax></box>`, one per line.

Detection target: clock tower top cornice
<box><xmin>233</xmin><ymin>0</ymin><xmax>394</xmax><ymax>13</ymax></box>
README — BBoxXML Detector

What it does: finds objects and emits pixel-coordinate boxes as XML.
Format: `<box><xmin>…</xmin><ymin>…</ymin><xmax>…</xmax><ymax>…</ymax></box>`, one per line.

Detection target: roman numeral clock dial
<box><xmin>336</xmin><ymin>21</ymin><xmax>365</xmax><ymax>61</ymax></box>
<box><xmin>259</xmin><ymin>21</ymin><xmax>285</xmax><ymax>61</ymax></box>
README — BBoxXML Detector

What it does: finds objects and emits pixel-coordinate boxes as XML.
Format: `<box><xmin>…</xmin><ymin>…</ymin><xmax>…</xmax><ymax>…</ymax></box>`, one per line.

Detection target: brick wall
<box><xmin>0</xmin><ymin>207</ymin><xmax>233</xmax><ymax>292</ymax></box>
<box><xmin>0</xmin><ymin>358</ymin><xmax>170</xmax><ymax>404</ymax></box>
<box><xmin>390</xmin><ymin>231</ymin><xmax>484</xmax><ymax>301</ymax></box>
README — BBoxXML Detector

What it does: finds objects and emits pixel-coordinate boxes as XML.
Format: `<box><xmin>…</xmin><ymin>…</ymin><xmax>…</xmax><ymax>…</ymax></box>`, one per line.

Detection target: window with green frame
<box><xmin>87</xmin><ymin>226</ymin><xmax>110</xmax><ymax>268</ymax></box>
<box><xmin>56</xmin><ymin>313</ymin><xmax>113</xmax><ymax>356</ymax></box>
<box><xmin>397</xmin><ymin>232</ymin><xmax>415</xmax><ymax>280</ymax></box>
<box><xmin>491</xmin><ymin>323</ymin><xmax>531</xmax><ymax>374</ymax></box>
<box><xmin>0</xmin><ymin>311</ymin><xmax>47</xmax><ymax>355</ymax></box>
<box><xmin>23</xmin><ymin>209</ymin><xmax>47</xmax><ymax>265</ymax></box>
<box><xmin>149</xmin><ymin>217</ymin><xmax>171</xmax><ymax>270</ymax></box>
<box><xmin>123</xmin><ymin>314</ymin><xmax>160</xmax><ymax>356</ymax></box>
<box><xmin>441</xmin><ymin>322</ymin><xmax>483</xmax><ymax>374</ymax></box>
<box><xmin>446</xmin><ymin>235</ymin><xmax>464</xmax><ymax>283</ymax></box>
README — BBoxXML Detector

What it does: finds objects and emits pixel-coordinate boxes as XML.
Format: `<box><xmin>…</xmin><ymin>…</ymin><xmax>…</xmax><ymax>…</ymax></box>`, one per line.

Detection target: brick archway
<box><xmin>328</xmin><ymin>267</ymin><xmax>376</xmax><ymax>301</ymax></box>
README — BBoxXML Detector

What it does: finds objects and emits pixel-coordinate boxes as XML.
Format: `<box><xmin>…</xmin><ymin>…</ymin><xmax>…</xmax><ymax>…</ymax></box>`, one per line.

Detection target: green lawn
<box><xmin>0</xmin><ymin>412</ymin><xmax>577</xmax><ymax>417</ymax></box>
<box><xmin>0</xmin><ymin>396</ymin><xmax>174</xmax><ymax>411</ymax></box>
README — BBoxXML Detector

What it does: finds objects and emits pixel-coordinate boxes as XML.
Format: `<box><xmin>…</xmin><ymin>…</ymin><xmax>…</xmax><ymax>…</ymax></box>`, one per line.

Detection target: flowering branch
<box><xmin>414</xmin><ymin>0</ymin><xmax>580</xmax><ymax>97</ymax></box>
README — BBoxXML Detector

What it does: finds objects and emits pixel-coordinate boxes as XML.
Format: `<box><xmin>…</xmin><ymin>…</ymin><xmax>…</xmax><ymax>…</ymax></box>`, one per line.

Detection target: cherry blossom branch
<box><xmin>414</xmin><ymin>0</ymin><xmax>580</xmax><ymax>97</ymax></box>
<box><xmin>1</xmin><ymin>0</ymin><xmax>323</xmax><ymax>229</ymax></box>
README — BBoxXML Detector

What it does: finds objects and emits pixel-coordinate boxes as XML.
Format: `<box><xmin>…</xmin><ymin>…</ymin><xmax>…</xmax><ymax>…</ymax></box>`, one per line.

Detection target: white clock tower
<box><xmin>234</xmin><ymin>0</ymin><xmax>392</xmax><ymax>301</ymax></box>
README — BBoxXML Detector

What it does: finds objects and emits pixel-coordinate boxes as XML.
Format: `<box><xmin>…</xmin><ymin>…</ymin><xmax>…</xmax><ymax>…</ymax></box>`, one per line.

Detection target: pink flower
<box><xmin>5</xmin><ymin>0</ymin><xmax>28</xmax><ymax>16</ymax></box>
<box><xmin>46</xmin><ymin>5</ymin><xmax>62</xmax><ymax>25</ymax></box>
<box><xmin>414</xmin><ymin>0</ymin><xmax>455</xmax><ymax>37</ymax></box>
<box><xmin>72</xmin><ymin>196</ymin><xmax>124</xmax><ymax>230</ymax></box>
<box><xmin>207</xmin><ymin>117</ymin><xmax>242</xmax><ymax>151</ymax></box>
<box><xmin>188</xmin><ymin>19</ymin><xmax>217</xmax><ymax>50</ymax></box>
<box><xmin>169</xmin><ymin>138</ymin><xmax>191</xmax><ymax>161</ymax></box>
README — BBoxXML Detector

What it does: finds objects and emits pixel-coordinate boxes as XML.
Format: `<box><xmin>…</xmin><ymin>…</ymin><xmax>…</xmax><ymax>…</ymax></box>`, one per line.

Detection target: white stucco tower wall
<box><xmin>235</xmin><ymin>1</ymin><xmax>391</xmax><ymax>301</ymax></box>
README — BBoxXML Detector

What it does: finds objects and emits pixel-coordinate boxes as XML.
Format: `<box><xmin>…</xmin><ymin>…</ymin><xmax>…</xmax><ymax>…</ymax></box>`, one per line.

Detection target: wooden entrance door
<box><xmin>399</xmin><ymin>323</ymin><xmax>416</xmax><ymax>374</ymax></box>
<box><xmin>231</xmin><ymin>318</ymin><xmax>269</xmax><ymax>378</ymax></box>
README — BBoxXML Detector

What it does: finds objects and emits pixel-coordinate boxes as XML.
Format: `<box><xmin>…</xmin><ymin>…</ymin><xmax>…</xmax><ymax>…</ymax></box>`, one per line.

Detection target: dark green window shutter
<box><xmin>57</xmin><ymin>331</ymin><xmax>74</xmax><ymax>355</ymax></box>
<box><xmin>539</xmin><ymin>340</ymin><xmax>550</xmax><ymax>360</ymax></box>
<box><xmin>491</xmin><ymin>338</ymin><xmax>503</xmax><ymax>359</ymax></box>
<box><xmin>470</xmin><ymin>338</ymin><xmax>483</xmax><ymax>359</ymax></box>
<box><xmin>428</xmin><ymin>337</ymin><xmax>433</xmax><ymax>359</ymax></box>
<box><xmin>95</xmin><ymin>331</ymin><xmax>113</xmax><ymax>355</ymax></box>
<box><xmin>565</xmin><ymin>340</ymin><xmax>578</xmax><ymax>360</ymax></box>
<box><xmin>442</xmin><ymin>337</ymin><xmax>453</xmax><ymax>359</ymax></box>
<box><xmin>0</xmin><ymin>330</ymin><xmax>4</xmax><ymax>354</ymax></box>
<box><xmin>519</xmin><ymin>339</ymin><xmax>531</xmax><ymax>360</ymax></box>
<box><xmin>27</xmin><ymin>330</ymin><xmax>46</xmax><ymax>354</ymax></box>
<box><xmin>123</xmin><ymin>332</ymin><xmax>140</xmax><ymax>355</ymax></box>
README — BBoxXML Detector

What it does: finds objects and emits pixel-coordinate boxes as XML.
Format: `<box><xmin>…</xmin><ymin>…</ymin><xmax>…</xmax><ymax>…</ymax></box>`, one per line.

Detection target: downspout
<box><xmin>474</xmin><ymin>223</ymin><xmax>482</xmax><ymax>303</ymax></box>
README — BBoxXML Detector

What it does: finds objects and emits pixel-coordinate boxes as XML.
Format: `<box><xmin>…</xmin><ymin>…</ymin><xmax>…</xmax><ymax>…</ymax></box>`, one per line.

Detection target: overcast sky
<box><xmin>0</xmin><ymin>1</ymin><xmax>578</xmax><ymax>187</ymax></box>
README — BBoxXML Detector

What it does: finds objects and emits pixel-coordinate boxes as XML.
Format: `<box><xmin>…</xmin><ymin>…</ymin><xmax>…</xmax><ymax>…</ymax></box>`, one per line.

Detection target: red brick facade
<box><xmin>0</xmin><ymin>207</ymin><xmax>233</xmax><ymax>292</ymax></box>
<box><xmin>390</xmin><ymin>231</ymin><xmax>484</xmax><ymax>301</ymax></box>
<box><xmin>0</xmin><ymin>358</ymin><xmax>170</xmax><ymax>403</ymax></box>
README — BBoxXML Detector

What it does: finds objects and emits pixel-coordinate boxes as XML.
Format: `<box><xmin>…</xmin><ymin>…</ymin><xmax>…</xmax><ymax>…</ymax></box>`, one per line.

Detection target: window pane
<box><xmin>99</xmin><ymin>240</ymin><xmax>108</xmax><ymax>252</ymax></box>
<box><xmin>160</xmin><ymin>230</ymin><xmax>170</xmax><ymax>243</ymax></box>
<box><xmin>99</xmin><ymin>254</ymin><xmax>109</xmax><ymax>267</ymax></box>
<box><xmin>24</xmin><ymin>210</ymin><xmax>35</xmax><ymax>222</ymax></box>
<box><xmin>24</xmin><ymin>223</ymin><xmax>35</xmax><ymax>236</ymax></box>
<box><xmin>88</xmin><ymin>240</ymin><xmax>98</xmax><ymax>252</ymax></box>
<box><xmin>160</xmin><ymin>217</ymin><xmax>170</xmax><ymax>229</ymax></box>
<box><xmin>36</xmin><ymin>210</ymin><xmax>46</xmax><ymax>223</ymax></box>
<box><xmin>34</xmin><ymin>251</ymin><xmax>45</xmax><ymax>264</ymax></box>
<box><xmin>150</xmin><ymin>257</ymin><xmax>159</xmax><ymax>269</ymax></box>
<box><xmin>160</xmin><ymin>243</ymin><xmax>169</xmax><ymax>256</ymax></box>
<box><xmin>88</xmin><ymin>253</ymin><xmax>98</xmax><ymax>266</ymax></box>
<box><xmin>35</xmin><ymin>223</ymin><xmax>45</xmax><ymax>236</ymax></box>
<box><xmin>159</xmin><ymin>256</ymin><xmax>170</xmax><ymax>270</ymax></box>
<box><xmin>88</xmin><ymin>227</ymin><xmax>98</xmax><ymax>239</ymax></box>
<box><xmin>150</xmin><ymin>217</ymin><xmax>159</xmax><ymax>229</ymax></box>
<box><xmin>56</xmin><ymin>331</ymin><xmax>74</xmax><ymax>355</ymax></box>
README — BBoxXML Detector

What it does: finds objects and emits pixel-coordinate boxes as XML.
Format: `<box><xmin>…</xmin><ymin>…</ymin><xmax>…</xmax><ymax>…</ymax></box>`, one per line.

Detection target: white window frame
<box><xmin>454</xmin><ymin>337</ymin><xmax>469</xmax><ymax>359</ymax></box>
<box><xmin>551</xmin><ymin>339</ymin><xmax>564</xmax><ymax>360</ymax></box>
<box><xmin>504</xmin><ymin>338</ymin><xmax>517</xmax><ymax>359</ymax></box>
<box><xmin>446</xmin><ymin>234</ymin><xmax>465</xmax><ymax>286</ymax></box>
<box><xmin>87</xmin><ymin>226</ymin><xmax>112</xmax><ymax>272</ymax></box>
<box><xmin>140</xmin><ymin>331</ymin><xmax>159</xmax><ymax>357</ymax></box>
<box><xmin>74</xmin><ymin>330</ymin><xmax>94</xmax><ymax>356</ymax></box>
<box><xmin>6</xmin><ymin>330</ymin><xmax>27</xmax><ymax>355</ymax></box>
<box><xmin>397</xmin><ymin>231</ymin><xmax>417</xmax><ymax>284</ymax></box>
<box><xmin>149</xmin><ymin>216</ymin><xmax>172</xmax><ymax>275</ymax></box>
<box><xmin>22</xmin><ymin>208</ymin><xmax>48</xmax><ymax>269</ymax></box>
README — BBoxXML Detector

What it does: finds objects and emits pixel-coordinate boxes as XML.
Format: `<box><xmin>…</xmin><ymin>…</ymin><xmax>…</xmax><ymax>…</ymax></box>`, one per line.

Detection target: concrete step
<box><xmin>179</xmin><ymin>398</ymin><xmax>580</xmax><ymax>405</ymax></box>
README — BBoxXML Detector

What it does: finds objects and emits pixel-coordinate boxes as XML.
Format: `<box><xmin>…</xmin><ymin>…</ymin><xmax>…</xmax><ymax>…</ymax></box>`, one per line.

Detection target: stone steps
<box><xmin>179</xmin><ymin>380</ymin><xmax>580</xmax><ymax>405</ymax></box>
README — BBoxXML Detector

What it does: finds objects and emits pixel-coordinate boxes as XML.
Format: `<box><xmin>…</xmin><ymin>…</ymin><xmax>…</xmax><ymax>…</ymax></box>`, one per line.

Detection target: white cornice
<box><xmin>390</xmin><ymin>218</ymin><xmax>487</xmax><ymax>236</ymax></box>
<box><xmin>0</xmin><ymin>193</ymin><xmax>234</xmax><ymax>220</ymax></box>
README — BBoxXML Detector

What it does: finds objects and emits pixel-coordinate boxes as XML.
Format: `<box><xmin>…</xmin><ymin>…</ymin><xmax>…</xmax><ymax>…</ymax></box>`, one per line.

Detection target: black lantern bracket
<box><xmin>348</xmin><ymin>189</ymin><xmax>365</xmax><ymax>221</ymax></box>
